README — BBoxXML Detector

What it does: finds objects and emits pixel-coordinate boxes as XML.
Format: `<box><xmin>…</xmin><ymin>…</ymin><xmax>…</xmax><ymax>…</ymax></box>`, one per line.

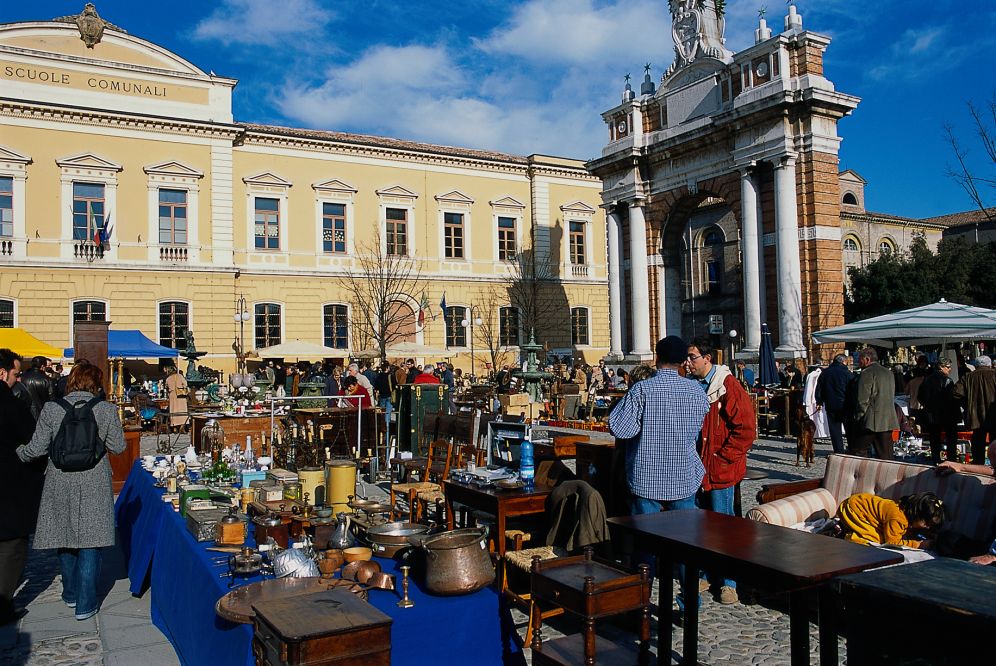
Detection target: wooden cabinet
<box><xmin>111</xmin><ymin>428</ymin><xmax>141</xmax><ymax>493</ymax></box>
<box><xmin>252</xmin><ymin>588</ymin><xmax>391</xmax><ymax>665</ymax></box>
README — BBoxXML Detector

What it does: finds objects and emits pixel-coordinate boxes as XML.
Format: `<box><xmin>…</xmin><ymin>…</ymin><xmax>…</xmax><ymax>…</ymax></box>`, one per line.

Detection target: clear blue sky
<box><xmin>4</xmin><ymin>1</ymin><xmax>994</xmax><ymax>219</ymax></box>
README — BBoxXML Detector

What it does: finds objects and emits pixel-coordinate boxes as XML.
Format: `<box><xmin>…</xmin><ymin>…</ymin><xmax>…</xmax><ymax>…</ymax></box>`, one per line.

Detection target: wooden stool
<box><xmin>530</xmin><ymin>547</ymin><xmax>651</xmax><ymax>665</ymax></box>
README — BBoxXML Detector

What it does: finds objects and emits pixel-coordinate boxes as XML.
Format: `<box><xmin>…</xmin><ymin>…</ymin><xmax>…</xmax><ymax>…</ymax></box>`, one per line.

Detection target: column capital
<box><xmin>622</xmin><ymin>197</ymin><xmax>647</xmax><ymax>210</ymax></box>
<box><xmin>738</xmin><ymin>162</ymin><xmax>759</xmax><ymax>177</ymax></box>
<box><xmin>774</xmin><ymin>152</ymin><xmax>798</xmax><ymax>169</ymax></box>
<box><xmin>599</xmin><ymin>201</ymin><xmax>620</xmax><ymax>214</ymax></box>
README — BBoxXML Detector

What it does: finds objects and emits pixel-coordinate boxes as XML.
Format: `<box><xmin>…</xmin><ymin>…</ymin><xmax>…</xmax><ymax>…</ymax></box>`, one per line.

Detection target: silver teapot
<box><xmin>329</xmin><ymin>512</ymin><xmax>354</xmax><ymax>550</ymax></box>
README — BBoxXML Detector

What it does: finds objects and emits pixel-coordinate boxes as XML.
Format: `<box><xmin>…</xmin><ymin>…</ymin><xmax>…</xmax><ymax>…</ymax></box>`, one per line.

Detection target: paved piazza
<box><xmin>4</xmin><ymin>433</ymin><xmax>836</xmax><ymax>665</ymax></box>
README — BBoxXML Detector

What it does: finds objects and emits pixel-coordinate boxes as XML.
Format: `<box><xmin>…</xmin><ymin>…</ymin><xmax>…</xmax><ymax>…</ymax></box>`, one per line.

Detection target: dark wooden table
<box><xmin>608</xmin><ymin>510</ymin><xmax>903</xmax><ymax>666</ymax></box>
<box><xmin>442</xmin><ymin>479</ymin><xmax>552</xmax><ymax>557</ymax></box>
<box><xmin>835</xmin><ymin>558</ymin><xmax>996</xmax><ymax>665</ymax></box>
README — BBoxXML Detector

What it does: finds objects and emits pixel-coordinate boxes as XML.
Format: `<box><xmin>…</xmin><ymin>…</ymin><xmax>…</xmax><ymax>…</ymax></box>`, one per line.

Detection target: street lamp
<box><xmin>461</xmin><ymin>307</ymin><xmax>484</xmax><ymax>381</ymax></box>
<box><xmin>234</xmin><ymin>295</ymin><xmax>250</xmax><ymax>373</ymax></box>
<box><xmin>728</xmin><ymin>329</ymin><xmax>738</xmax><ymax>366</ymax></box>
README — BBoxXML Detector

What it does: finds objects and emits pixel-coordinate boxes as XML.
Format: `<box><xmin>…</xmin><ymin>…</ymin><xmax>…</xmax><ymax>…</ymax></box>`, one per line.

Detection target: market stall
<box><xmin>0</xmin><ymin>327</ymin><xmax>63</xmax><ymax>358</ymax></box>
<box><xmin>114</xmin><ymin>461</ymin><xmax>524</xmax><ymax>666</ymax></box>
<box><xmin>64</xmin><ymin>329</ymin><xmax>179</xmax><ymax>359</ymax></box>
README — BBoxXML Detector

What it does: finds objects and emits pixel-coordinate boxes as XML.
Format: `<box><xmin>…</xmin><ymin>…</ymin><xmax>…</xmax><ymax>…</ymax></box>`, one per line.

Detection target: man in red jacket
<box><xmin>685</xmin><ymin>337</ymin><xmax>757</xmax><ymax>604</ymax></box>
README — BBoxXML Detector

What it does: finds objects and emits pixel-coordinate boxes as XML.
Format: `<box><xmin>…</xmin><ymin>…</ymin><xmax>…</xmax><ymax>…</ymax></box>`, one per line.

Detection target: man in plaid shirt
<box><xmin>610</xmin><ymin>336</ymin><xmax>710</xmax><ymax>513</ymax></box>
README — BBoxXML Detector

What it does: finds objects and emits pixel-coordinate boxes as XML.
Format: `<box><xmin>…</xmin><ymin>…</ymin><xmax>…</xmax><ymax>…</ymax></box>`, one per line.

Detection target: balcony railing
<box><xmin>571</xmin><ymin>263</ymin><xmax>589</xmax><ymax>278</ymax></box>
<box><xmin>160</xmin><ymin>245</ymin><xmax>188</xmax><ymax>262</ymax></box>
<box><xmin>0</xmin><ymin>239</ymin><xmax>12</xmax><ymax>256</ymax></box>
<box><xmin>74</xmin><ymin>241</ymin><xmax>104</xmax><ymax>262</ymax></box>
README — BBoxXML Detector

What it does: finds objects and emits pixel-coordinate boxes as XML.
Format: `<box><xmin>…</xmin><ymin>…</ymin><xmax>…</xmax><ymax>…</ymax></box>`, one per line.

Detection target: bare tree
<box><xmin>944</xmin><ymin>95</ymin><xmax>996</xmax><ymax>222</ymax></box>
<box><xmin>475</xmin><ymin>286</ymin><xmax>515</xmax><ymax>375</ymax></box>
<box><xmin>502</xmin><ymin>248</ymin><xmax>570</xmax><ymax>346</ymax></box>
<box><xmin>337</xmin><ymin>228</ymin><xmax>424</xmax><ymax>362</ymax></box>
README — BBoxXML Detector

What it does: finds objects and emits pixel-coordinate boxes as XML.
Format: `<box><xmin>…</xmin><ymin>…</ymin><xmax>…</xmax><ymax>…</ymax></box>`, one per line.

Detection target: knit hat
<box><xmin>655</xmin><ymin>335</ymin><xmax>688</xmax><ymax>365</ymax></box>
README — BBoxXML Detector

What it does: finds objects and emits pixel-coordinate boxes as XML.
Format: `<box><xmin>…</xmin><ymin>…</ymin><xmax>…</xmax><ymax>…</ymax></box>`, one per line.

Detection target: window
<box><xmin>497</xmin><ymin>216</ymin><xmax>516</xmax><ymax>261</ymax></box>
<box><xmin>842</xmin><ymin>192</ymin><xmax>858</xmax><ymax>205</ymax></box>
<box><xmin>254</xmin><ymin>197</ymin><xmax>280</xmax><ymax>250</ymax></box>
<box><xmin>73</xmin><ymin>300</ymin><xmax>106</xmax><ymax>323</ymax></box>
<box><xmin>571</xmin><ymin>307</ymin><xmax>589</xmax><ymax>346</ymax></box>
<box><xmin>0</xmin><ymin>299</ymin><xmax>13</xmax><ymax>328</ymax></box>
<box><xmin>159</xmin><ymin>301</ymin><xmax>189</xmax><ymax>349</ymax></box>
<box><xmin>72</xmin><ymin>182</ymin><xmax>105</xmax><ymax>242</ymax></box>
<box><xmin>0</xmin><ymin>177</ymin><xmax>12</xmax><ymax>238</ymax></box>
<box><xmin>159</xmin><ymin>189</ymin><xmax>188</xmax><ymax>245</ymax></box>
<box><xmin>499</xmin><ymin>307</ymin><xmax>520</xmax><ymax>346</ymax></box>
<box><xmin>843</xmin><ymin>237</ymin><xmax>859</xmax><ymax>252</ymax></box>
<box><xmin>385</xmin><ymin>207</ymin><xmax>408</xmax><ymax>256</ymax></box>
<box><xmin>321</xmin><ymin>203</ymin><xmax>347</xmax><ymax>254</ymax></box>
<box><xmin>254</xmin><ymin>303</ymin><xmax>281</xmax><ymax>348</ymax></box>
<box><xmin>879</xmin><ymin>239</ymin><xmax>894</xmax><ymax>255</ymax></box>
<box><xmin>707</xmin><ymin>260</ymin><xmax>721</xmax><ymax>296</ymax></box>
<box><xmin>569</xmin><ymin>220</ymin><xmax>586</xmax><ymax>265</ymax></box>
<box><xmin>703</xmin><ymin>227</ymin><xmax>723</xmax><ymax>246</ymax></box>
<box><xmin>323</xmin><ymin>304</ymin><xmax>349</xmax><ymax>349</ymax></box>
<box><xmin>445</xmin><ymin>306</ymin><xmax>467</xmax><ymax>347</ymax></box>
<box><xmin>444</xmin><ymin>212</ymin><xmax>464</xmax><ymax>259</ymax></box>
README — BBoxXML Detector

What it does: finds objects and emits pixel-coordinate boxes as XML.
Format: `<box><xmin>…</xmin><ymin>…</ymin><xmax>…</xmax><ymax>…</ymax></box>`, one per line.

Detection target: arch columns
<box><xmin>739</xmin><ymin>166</ymin><xmax>762</xmax><ymax>353</ymax></box>
<box><xmin>604</xmin><ymin>205</ymin><xmax>624</xmax><ymax>360</ymax></box>
<box><xmin>774</xmin><ymin>155</ymin><xmax>806</xmax><ymax>355</ymax></box>
<box><xmin>627</xmin><ymin>201</ymin><xmax>653</xmax><ymax>359</ymax></box>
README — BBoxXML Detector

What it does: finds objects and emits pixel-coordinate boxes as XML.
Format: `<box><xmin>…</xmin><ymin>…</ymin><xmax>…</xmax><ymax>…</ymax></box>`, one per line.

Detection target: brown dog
<box><xmin>795</xmin><ymin>405</ymin><xmax>816</xmax><ymax>467</ymax></box>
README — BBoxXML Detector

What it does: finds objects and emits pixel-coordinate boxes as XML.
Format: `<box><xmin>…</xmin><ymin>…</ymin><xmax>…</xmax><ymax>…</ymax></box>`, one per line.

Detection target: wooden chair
<box><xmin>390</xmin><ymin>438</ymin><xmax>453</xmax><ymax>523</ymax></box>
<box><xmin>422</xmin><ymin>443</ymin><xmax>488</xmax><ymax>526</ymax></box>
<box><xmin>391</xmin><ymin>411</ymin><xmax>439</xmax><ymax>483</ymax></box>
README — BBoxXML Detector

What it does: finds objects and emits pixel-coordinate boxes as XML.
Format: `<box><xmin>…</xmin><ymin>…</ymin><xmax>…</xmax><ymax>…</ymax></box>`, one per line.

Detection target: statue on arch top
<box><xmin>667</xmin><ymin>0</ymin><xmax>734</xmax><ymax>76</ymax></box>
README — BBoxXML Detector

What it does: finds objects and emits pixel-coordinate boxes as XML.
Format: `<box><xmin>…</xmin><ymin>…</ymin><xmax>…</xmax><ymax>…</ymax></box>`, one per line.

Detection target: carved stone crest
<box><xmin>52</xmin><ymin>4</ymin><xmax>126</xmax><ymax>48</ymax></box>
<box><xmin>666</xmin><ymin>0</ymin><xmax>733</xmax><ymax>77</ymax></box>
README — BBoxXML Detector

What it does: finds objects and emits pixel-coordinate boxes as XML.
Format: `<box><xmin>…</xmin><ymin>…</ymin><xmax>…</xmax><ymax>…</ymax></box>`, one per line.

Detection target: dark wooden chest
<box><xmin>252</xmin><ymin>588</ymin><xmax>391</xmax><ymax>665</ymax></box>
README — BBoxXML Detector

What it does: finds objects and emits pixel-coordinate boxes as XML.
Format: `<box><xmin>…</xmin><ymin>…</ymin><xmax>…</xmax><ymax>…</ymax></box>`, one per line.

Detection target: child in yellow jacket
<box><xmin>836</xmin><ymin>492</ymin><xmax>944</xmax><ymax>549</ymax></box>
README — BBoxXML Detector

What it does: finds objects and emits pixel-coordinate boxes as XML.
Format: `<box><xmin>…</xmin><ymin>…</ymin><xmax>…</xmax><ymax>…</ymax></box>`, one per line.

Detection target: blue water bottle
<box><xmin>519</xmin><ymin>428</ymin><xmax>535</xmax><ymax>488</ymax></box>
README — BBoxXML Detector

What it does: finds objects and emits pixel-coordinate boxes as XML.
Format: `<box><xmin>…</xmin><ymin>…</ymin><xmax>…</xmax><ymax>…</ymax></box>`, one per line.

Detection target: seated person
<box><xmin>836</xmin><ymin>491</ymin><xmax>944</xmax><ymax>549</ymax></box>
<box><xmin>340</xmin><ymin>375</ymin><xmax>371</xmax><ymax>409</ymax></box>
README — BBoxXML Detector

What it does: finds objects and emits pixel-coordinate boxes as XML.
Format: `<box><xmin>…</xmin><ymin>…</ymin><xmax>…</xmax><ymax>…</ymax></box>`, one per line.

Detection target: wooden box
<box><xmin>252</xmin><ymin>588</ymin><xmax>391</xmax><ymax>665</ymax></box>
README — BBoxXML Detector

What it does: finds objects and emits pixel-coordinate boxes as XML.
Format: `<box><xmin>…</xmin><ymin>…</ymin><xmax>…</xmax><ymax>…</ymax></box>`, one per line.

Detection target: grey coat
<box><xmin>16</xmin><ymin>391</ymin><xmax>126</xmax><ymax>550</ymax></box>
<box><xmin>854</xmin><ymin>363</ymin><xmax>899</xmax><ymax>433</ymax></box>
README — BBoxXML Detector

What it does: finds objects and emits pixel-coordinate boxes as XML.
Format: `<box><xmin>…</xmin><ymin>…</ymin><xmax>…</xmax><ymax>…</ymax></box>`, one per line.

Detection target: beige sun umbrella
<box><xmin>255</xmin><ymin>339</ymin><xmax>351</xmax><ymax>359</ymax></box>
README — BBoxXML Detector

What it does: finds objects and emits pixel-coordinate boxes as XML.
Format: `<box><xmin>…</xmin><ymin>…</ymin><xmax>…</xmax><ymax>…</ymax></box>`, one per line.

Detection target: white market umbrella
<box><xmin>356</xmin><ymin>341</ymin><xmax>452</xmax><ymax>359</ymax></box>
<box><xmin>812</xmin><ymin>299</ymin><xmax>996</xmax><ymax>349</ymax></box>
<box><xmin>255</xmin><ymin>339</ymin><xmax>351</xmax><ymax>359</ymax></box>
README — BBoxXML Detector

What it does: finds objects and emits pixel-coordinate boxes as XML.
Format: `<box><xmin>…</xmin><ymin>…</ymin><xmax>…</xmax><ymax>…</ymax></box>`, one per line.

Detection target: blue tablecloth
<box><xmin>115</xmin><ymin>462</ymin><xmax>524</xmax><ymax>665</ymax></box>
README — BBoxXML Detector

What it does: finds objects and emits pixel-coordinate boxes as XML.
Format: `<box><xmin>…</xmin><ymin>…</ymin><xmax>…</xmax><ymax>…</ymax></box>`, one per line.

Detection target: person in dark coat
<box><xmin>916</xmin><ymin>359</ymin><xmax>960</xmax><ymax>465</ymax></box>
<box><xmin>816</xmin><ymin>354</ymin><xmax>854</xmax><ymax>454</ymax></box>
<box><xmin>19</xmin><ymin>356</ymin><xmax>53</xmax><ymax>421</ymax></box>
<box><xmin>851</xmin><ymin>347</ymin><xmax>899</xmax><ymax>459</ymax></box>
<box><xmin>0</xmin><ymin>349</ymin><xmax>43</xmax><ymax>625</ymax></box>
<box><xmin>952</xmin><ymin>355</ymin><xmax>996</xmax><ymax>465</ymax></box>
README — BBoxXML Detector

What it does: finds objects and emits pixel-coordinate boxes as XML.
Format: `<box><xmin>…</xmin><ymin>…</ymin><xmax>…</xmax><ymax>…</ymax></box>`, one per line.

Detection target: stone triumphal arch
<box><xmin>587</xmin><ymin>2</ymin><xmax>858</xmax><ymax>361</ymax></box>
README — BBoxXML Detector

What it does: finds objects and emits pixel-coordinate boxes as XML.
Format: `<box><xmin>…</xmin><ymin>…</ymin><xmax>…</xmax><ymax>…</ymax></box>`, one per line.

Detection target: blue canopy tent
<box><xmin>65</xmin><ymin>330</ymin><xmax>179</xmax><ymax>359</ymax></box>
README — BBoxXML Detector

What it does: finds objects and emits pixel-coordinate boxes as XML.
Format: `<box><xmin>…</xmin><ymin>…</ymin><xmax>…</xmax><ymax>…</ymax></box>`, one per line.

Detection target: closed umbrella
<box><xmin>758</xmin><ymin>323</ymin><xmax>779</xmax><ymax>387</ymax></box>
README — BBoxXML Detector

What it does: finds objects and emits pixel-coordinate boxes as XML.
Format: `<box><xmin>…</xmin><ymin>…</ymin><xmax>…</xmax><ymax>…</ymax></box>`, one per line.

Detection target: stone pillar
<box><xmin>774</xmin><ymin>155</ymin><xmax>805</xmax><ymax>354</ymax></box>
<box><xmin>661</xmin><ymin>265</ymin><xmax>682</xmax><ymax>337</ymax></box>
<box><xmin>627</xmin><ymin>202</ymin><xmax>653</xmax><ymax>358</ymax></box>
<box><xmin>740</xmin><ymin>168</ymin><xmax>762</xmax><ymax>353</ymax></box>
<box><xmin>606</xmin><ymin>208</ymin><xmax>624</xmax><ymax>359</ymax></box>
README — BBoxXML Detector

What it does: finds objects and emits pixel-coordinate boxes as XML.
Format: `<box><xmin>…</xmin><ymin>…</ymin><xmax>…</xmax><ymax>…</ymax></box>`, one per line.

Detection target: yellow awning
<box><xmin>0</xmin><ymin>328</ymin><xmax>64</xmax><ymax>359</ymax></box>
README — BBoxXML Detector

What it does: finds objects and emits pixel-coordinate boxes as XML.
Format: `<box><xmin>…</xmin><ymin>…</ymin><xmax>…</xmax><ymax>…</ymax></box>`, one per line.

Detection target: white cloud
<box><xmin>476</xmin><ymin>0</ymin><xmax>673</xmax><ymax>67</ymax></box>
<box><xmin>192</xmin><ymin>0</ymin><xmax>333</xmax><ymax>46</ymax></box>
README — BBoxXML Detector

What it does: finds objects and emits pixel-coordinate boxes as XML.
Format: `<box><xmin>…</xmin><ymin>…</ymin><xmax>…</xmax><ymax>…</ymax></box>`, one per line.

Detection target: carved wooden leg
<box><xmin>583</xmin><ymin>575</ymin><xmax>596</xmax><ymax>665</ymax></box>
<box><xmin>638</xmin><ymin>564</ymin><xmax>651</xmax><ymax>665</ymax></box>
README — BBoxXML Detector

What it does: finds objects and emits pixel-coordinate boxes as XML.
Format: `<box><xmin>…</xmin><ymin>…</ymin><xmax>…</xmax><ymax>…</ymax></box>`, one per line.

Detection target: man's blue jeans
<box><xmin>58</xmin><ymin>547</ymin><xmax>101</xmax><ymax>616</ymax></box>
<box><xmin>631</xmin><ymin>495</ymin><xmax>698</xmax><ymax>609</ymax></box>
<box><xmin>698</xmin><ymin>485</ymin><xmax>736</xmax><ymax>590</ymax></box>
<box><xmin>378</xmin><ymin>398</ymin><xmax>393</xmax><ymax>443</ymax></box>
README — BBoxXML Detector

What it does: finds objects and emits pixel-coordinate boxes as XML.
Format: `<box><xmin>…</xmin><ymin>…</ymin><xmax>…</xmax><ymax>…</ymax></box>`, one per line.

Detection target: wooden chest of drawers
<box><xmin>252</xmin><ymin>588</ymin><xmax>391</xmax><ymax>665</ymax></box>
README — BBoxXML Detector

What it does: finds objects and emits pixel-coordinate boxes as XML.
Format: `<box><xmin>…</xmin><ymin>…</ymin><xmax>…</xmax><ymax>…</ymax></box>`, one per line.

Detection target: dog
<box><xmin>795</xmin><ymin>405</ymin><xmax>816</xmax><ymax>467</ymax></box>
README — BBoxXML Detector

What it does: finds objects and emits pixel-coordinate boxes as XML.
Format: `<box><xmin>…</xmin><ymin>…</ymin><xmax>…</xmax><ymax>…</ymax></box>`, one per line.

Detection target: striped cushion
<box><xmin>752</xmin><ymin>454</ymin><xmax>996</xmax><ymax>541</ymax></box>
<box><xmin>746</xmin><ymin>488</ymin><xmax>837</xmax><ymax>526</ymax></box>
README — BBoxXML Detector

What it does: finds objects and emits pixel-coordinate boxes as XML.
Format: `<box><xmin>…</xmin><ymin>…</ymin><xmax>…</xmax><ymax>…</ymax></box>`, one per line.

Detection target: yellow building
<box><xmin>0</xmin><ymin>9</ymin><xmax>608</xmax><ymax>374</ymax></box>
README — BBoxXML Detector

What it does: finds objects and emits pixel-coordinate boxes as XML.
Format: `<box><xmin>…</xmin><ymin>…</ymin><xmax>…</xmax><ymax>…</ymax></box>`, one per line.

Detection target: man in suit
<box><xmin>816</xmin><ymin>354</ymin><xmax>854</xmax><ymax>454</ymax></box>
<box><xmin>850</xmin><ymin>347</ymin><xmax>898</xmax><ymax>459</ymax></box>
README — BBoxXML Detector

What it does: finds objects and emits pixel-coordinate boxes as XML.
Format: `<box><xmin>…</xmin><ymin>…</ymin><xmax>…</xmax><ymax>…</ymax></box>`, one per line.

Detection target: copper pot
<box><xmin>253</xmin><ymin>513</ymin><xmax>289</xmax><ymax>549</ymax></box>
<box><xmin>411</xmin><ymin>527</ymin><xmax>494</xmax><ymax>596</ymax></box>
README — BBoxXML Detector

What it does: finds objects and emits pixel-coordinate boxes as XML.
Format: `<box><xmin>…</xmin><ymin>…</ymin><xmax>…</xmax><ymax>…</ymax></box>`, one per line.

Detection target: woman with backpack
<box><xmin>16</xmin><ymin>363</ymin><xmax>125</xmax><ymax>621</ymax></box>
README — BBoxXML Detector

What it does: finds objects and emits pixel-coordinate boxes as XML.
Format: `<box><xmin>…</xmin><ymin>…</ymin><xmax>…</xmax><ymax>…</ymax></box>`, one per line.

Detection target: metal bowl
<box><xmin>272</xmin><ymin>548</ymin><xmax>319</xmax><ymax>579</ymax></box>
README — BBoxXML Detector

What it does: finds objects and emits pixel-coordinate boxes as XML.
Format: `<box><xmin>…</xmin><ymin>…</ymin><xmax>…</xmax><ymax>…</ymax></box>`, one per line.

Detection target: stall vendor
<box><xmin>164</xmin><ymin>363</ymin><xmax>188</xmax><ymax>431</ymax></box>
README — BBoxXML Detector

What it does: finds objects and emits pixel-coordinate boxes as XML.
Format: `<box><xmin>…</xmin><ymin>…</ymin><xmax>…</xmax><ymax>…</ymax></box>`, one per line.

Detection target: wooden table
<box><xmin>190</xmin><ymin>414</ymin><xmax>272</xmax><ymax>452</ymax></box>
<box><xmin>442</xmin><ymin>479</ymin><xmax>553</xmax><ymax>557</ymax></box>
<box><xmin>835</xmin><ymin>558</ymin><xmax>996</xmax><ymax>665</ymax></box>
<box><xmin>608</xmin><ymin>510</ymin><xmax>903</xmax><ymax>666</ymax></box>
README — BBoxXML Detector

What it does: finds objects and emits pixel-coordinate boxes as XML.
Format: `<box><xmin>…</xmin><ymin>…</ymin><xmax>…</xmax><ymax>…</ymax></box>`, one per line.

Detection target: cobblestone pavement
<box><xmin>5</xmin><ymin>432</ymin><xmax>841</xmax><ymax>665</ymax></box>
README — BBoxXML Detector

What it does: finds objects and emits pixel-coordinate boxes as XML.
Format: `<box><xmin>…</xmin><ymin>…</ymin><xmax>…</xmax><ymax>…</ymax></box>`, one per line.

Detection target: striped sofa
<box><xmin>747</xmin><ymin>454</ymin><xmax>996</xmax><ymax>542</ymax></box>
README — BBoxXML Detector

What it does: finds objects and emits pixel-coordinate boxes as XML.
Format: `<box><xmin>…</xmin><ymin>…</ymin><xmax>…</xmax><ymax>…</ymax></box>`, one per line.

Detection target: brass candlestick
<box><xmin>396</xmin><ymin>565</ymin><xmax>414</xmax><ymax>608</ymax></box>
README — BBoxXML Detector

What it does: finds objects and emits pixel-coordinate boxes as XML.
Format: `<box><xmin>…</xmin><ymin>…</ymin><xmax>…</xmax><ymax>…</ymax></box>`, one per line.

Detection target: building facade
<box><xmin>0</xmin><ymin>8</ymin><xmax>609</xmax><ymax>374</ymax></box>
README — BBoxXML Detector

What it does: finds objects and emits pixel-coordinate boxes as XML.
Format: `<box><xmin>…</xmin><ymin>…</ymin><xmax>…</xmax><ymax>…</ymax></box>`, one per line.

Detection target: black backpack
<box><xmin>50</xmin><ymin>396</ymin><xmax>107</xmax><ymax>472</ymax></box>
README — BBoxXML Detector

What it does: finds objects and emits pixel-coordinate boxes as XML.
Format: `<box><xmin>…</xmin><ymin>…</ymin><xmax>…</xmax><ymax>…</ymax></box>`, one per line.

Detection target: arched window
<box><xmin>0</xmin><ymin>299</ymin><xmax>13</xmax><ymax>328</ymax></box>
<box><xmin>445</xmin><ymin>306</ymin><xmax>468</xmax><ymax>347</ymax></box>
<box><xmin>843</xmin><ymin>236</ymin><xmax>860</xmax><ymax>252</ymax></box>
<box><xmin>879</xmin><ymin>239</ymin><xmax>895</xmax><ymax>256</ymax></box>
<box><xmin>254</xmin><ymin>303</ymin><xmax>281</xmax><ymax>348</ymax></box>
<box><xmin>499</xmin><ymin>307</ymin><xmax>520</xmax><ymax>347</ymax></box>
<box><xmin>73</xmin><ymin>300</ymin><xmax>106</xmax><ymax>322</ymax></box>
<box><xmin>323</xmin><ymin>304</ymin><xmax>349</xmax><ymax>349</ymax></box>
<box><xmin>702</xmin><ymin>227</ymin><xmax>724</xmax><ymax>246</ymax></box>
<box><xmin>158</xmin><ymin>301</ymin><xmax>189</xmax><ymax>349</ymax></box>
<box><xmin>842</xmin><ymin>192</ymin><xmax>858</xmax><ymax>205</ymax></box>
